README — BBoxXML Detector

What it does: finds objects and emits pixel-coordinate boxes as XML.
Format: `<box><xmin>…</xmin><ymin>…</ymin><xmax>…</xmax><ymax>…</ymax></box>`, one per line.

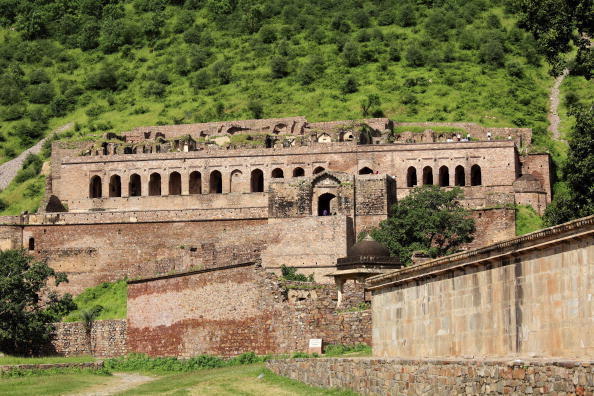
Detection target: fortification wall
<box><xmin>127</xmin><ymin>263</ymin><xmax>370</xmax><ymax>357</ymax></box>
<box><xmin>51</xmin><ymin>320</ymin><xmax>127</xmax><ymax>358</ymax></box>
<box><xmin>23</xmin><ymin>218</ymin><xmax>267</xmax><ymax>294</ymax></box>
<box><xmin>368</xmin><ymin>216</ymin><xmax>594</xmax><ymax>359</ymax></box>
<box><xmin>520</xmin><ymin>154</ymin><xmax>553</xmax><ymax>203</ymax></box>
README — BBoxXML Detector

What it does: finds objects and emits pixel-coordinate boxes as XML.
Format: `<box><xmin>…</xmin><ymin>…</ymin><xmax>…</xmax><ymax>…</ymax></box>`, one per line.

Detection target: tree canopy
<box><xmin>514</xmin><ymin>0</ymin><xmax>593</xmax><ymax>78</ymax></box>
<box><xmin>544</xmin><ymin>105</ymin><xmax>594</xmax><ymax>225</ymax></box>
<box><xmin>369</xmin><ymin>185</ymin><xmax>476</xmax><ymax>266</ymax></box>
<box><xmin>0</xmin><ymin>249</ymin><xmax>75</xmax><ymax>355</ymax></box>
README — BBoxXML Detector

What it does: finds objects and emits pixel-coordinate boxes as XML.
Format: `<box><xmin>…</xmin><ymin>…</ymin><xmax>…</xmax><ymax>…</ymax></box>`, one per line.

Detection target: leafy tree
<box><xmin>543</xmin><ymin>105</ymin><xmax>594</xmax><ymax>225</ymax></box>
<box><xmin>28</xmin><ymin>83</ymin><xmax>55</xmax><ymax>105</ymax></box>
<box><xmin>247</xmin><ymin>100</ymin><xmax>263</xmax><ymax>119</ymax></box>
<box><xmin>212</xmin><ymin>59</ymin><xmax>232</xmax><ymax>84</ymax></box>
<box><xmin>405</xmin><ymin>42</ymin><xmax>427</xmax><ymax>67</ymax></box>
<box><xmin>360</xmin><ymin>94</ymin><xmax>381</xmax><ymax>117</ymax></box>
<box><xmin>0</xmin><ymin>249</ymin><xmax>75</xmax><ymax>355</ymax></box>
<box><xmin>479</xmin><ymin>39</ymin><xmax>505</xmax><ymax>67</ymax></box>
<box><xmin>191</xmin><ymin>69</ymin><xmax>211</xmax><ymax>91</ymax></box>
<box><xmin>80</xmin><ymin>305</ymin><xmax>103</xmax><ymax>354</ymax></box>
<box><xmin>515</xmin><ymin>0</ymin><xmax>593</xmax><ymax>77</ymax></box>
<box><xmin>85</xmin><ymin>64</ymin><xmax>119</xmax><ymax>91</ymax></box>
<box><xmin>270</xmin><ymin>55</ymin><xmax>289</xmax><ymax>78</ymax></box>
<box><xmin>343</xmin><ymin>41</ymin><xmax>360</xmax><ymax>67</ymax></box>
<box><xmin>341</xmin><ymin>76</ymin><xmax>358</xmax><ymax>94</ymax></box>
<box><xmin>370</xmin><ymin>186</ymin><xmax>476</xmax><ymax>266</ymax></box>
<box><xmin>396</xmin><ymin>4</ymin><xmax>416</xmax><ymax>27</ymax></box>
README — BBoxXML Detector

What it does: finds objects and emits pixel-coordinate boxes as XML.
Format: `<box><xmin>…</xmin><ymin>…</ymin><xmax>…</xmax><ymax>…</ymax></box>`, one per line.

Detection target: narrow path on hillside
<box><xmin>547</xmin><ymin>68</ymin><xmax>569</xmax><ymax>142</ymax></box>
<box><xmin>0</xmin><ymin>122</ymin><xmax>73</xmax><ymax>191</ymax></box>
<box><xmin>67</xmin><ymin>372</ymin><xmax>157</xmax><ymax>396</ymax></box>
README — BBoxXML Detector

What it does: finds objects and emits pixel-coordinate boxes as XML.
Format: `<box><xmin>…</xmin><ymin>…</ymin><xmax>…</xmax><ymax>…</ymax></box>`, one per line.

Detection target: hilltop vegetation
<box><xmin>0</xmin><ymin>0</ymin><xmax>564</xmax><ymax>163</ymax></box>
<box><xmin>0</xmin><ymin>0</ymin><xmax>590</xmax><ymax>217</ymax></box>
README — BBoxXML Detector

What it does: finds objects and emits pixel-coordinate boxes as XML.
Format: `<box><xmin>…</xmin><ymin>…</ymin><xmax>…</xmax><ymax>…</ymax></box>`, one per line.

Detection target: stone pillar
<box><xmin>335</xmin><ymin>277</ymin><xmax>346</xmax><ymax>308</ymax></box>
<box><xmin>141</xmin><ymin>174</ymin><xmax>149</xmax><ymax>197</ymax></box>
<box><xmin>121</xmin><ymin>174</ymin><xmax>129</xmax><ymax>198</ymax></box>
<box><xmin>163</xmin><ymin>172</ymin><xmax>169</xmax><ymax>196</ymax></box>
<box><xmin>222</xmin><ymin>171</ymin><xmax>230</xmax><ymax>194</ymax></box>
<box><xmin>181</xmin><ymin>171</ymin><xmax>189</xmax><ymax>195</ymax></box>
<box><xmin>102</xmin><ymin>176</ymin><xmax>109</xmax><ymax>199</ymax></box>
<box><xmin>202</xmin><ymin>171</ymin><xmax>210</xmax><ymax>194</ymax></box>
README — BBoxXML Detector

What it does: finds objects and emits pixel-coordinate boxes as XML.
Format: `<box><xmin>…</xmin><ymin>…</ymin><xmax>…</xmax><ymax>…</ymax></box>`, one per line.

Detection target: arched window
<box><xmin>439</xmin><ymin>166</ymin><xmax>449</xmax><ymax>187</ymax></box>
<box><xmin>293</xmin><ymin>167</ymin><xmax>305</xmax><ymax>177</ymax></box>
<box><xmin>251</xmin><ymin>169</ymin><xmax>264</xmax><ymax>192</ymax></box>
<box><xmin>422</xmin><ymin>166</ymin><xmax>433</xmax><ymax>185</ymax></box>
<box><xmin>109</xmin><ymin>175</ymin><xmax>121</xmax><ymax>197</ymax></box>
<box><xmin>230</xmin><ymin>169</ymin><xmax>242</xmax><ymax>193</ymax></box>
<box><xmin>209</xmin><ymin>170</ymin><xmax>222</xmax><ymax>194</ymax></box>
<box><xmin>28</xmin><ymin>237</ymin><xmax>35</xmax><ymax>251</ymax></box>
<box><xmin>406</xmin><ymin>167</ymin><xmax>417</xmax><ymax>187</ymax></box>
<box><xmin>359</xmin><ymin>167</ymin><xmax>373</xmax><ymax>175</ymax></box>
<box><xmin>189</xmin><ymin>171</ymin><xmax>202</xmax><ymax>194</ymax></box>
<box><xmin>318</xmin><ymin>193</ymin><xmax>336</xmax><ymax>216</ymax></box>
<box><xmin>89</xmin><ymin>175</ymin><xmax>102</xmax><ymax>198</ymax></box>
<box><xmin>129</xmin><ymin>174</ymin><xmax>141</xmax><ymax>197</ymax></box>
<box><xmin>169</xmin><ymin>172</ymin><xmax>181</xmax><ymax>195</ymax></box>
<box><xmin>313</xmin><ymin>166</ymin><xmax>325</xmax><ymax>174</ymax></box>
<box><xmin>271</xmin><ymin>168</ymin><xmax>284</xmax><ymax>178</ymax></box>
<box><xmin>471</xmin><ymin>164</ymin><xmax>482</xmax><ymax>186</ymax></box>
<box><xmin>149</xmin><ymin>173</ymin><xmax>161</xmax><ymax>196</ymax></box>
<box><xmin>455</xmin><ymin>166</ymin><xmax>465</xmax><ymax>186</ymax></box>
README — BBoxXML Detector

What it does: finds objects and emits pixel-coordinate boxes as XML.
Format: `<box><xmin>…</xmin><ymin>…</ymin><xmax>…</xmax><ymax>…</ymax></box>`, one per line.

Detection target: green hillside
<box><xmin>0</xmin><ymin>0</ymin><xmax>590</xmax><ymax>215</ymax></box>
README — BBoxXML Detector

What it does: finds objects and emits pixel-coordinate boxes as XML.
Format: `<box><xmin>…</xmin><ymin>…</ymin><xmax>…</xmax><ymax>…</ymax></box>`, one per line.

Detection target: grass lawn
<box><xmin>0</xmin><ymin>355</ymin><xmax>95</xmax><ymax>365</ymax></box>
<box><xmin>0</xmin><ymin>373</ymin><xmax>112</xmax><ymax>396</ymax></box>
<box><xmin>117</xmin><ymin>363</ymin><xmax>358</xmax><ymax>396</ymax></box>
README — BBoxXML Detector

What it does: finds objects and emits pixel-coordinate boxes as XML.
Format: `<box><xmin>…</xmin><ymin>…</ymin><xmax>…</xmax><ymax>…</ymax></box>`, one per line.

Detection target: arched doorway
<box><xmin>169</xmin><ymin>172</ymin><xmax>181</xmax><ymax>195</ymax></box>
<box><xmin>359</xmin><ymin>167</ymin><xmax>373</xmax><ymax>175</ymax></box>
<box><xmin>189</xmin><ymin>171</ymin><xmax>202</xmax><ymax>194</ymax></box>
<box><xmin>230</xmin><ymin>169</ymin><xmax>242</xmax><ymax>193</ymax></box>
<box><xmin>109</xmin><ymin>175</ymin><xmax>121</xmax><ymax>197</ymax></box>
<box><xmin>422</xmin><ymin>166</ymin><xmax>433</xmax><ymax>185</ymax></box>
<box><xmin>89</xmin><ymin>176</ymin><xmax>102</xmax><ymax>198</ymax></box>
<box><xmin>251</xmin><ymin>169</ymin><xmax>264</xmax><ymax>192</ymax></box>
<box><xmin>209</xmin><ymin>170</ymin><xmax>222</xmax><ymax>194</ymax></box>
<box><xmin>471</xmin><ymin>165</ymin><xmax>482</xmax><ymax>186</ymax></box>
<box><xmin>318</xmin><ymin>193</ymin><xmax>336</xmax><ymax>216</ymax></box>
<box><xmin>455</xmin><ymin>166</ymin><xmax>465</xmax><ymax>186</ymax></box>
<box><xmin>149</xmin><ymin>173</ymin><xmax>161</xmax><ymax>196</ymax></box>
<box><xmin>271</xmin><ymin>168</ymin><xmax>284</xmax><ymax>178</ymax></box>
<box><xmin>293</xmin><ymin>167</ymin><xmax>305</xmax><ymax>177</ymax></box>
<box><xmin>313</xmin><ymin>166</ymin><xmax>325</xmax><ymax>174</ymax></box>
<box><xmin>129</xmin><ymin>174</ymin><xmax>141</xmax><ymax>197</ymax></box>
<box><xmin>439</xmin><ymin>166</ymin><xmax>449</xmax><ymax>187</ymax></box>
<box><xmin>406</xmin><ymin>167</ymin><xmax>417</xmax><ymax>187</ymax></box>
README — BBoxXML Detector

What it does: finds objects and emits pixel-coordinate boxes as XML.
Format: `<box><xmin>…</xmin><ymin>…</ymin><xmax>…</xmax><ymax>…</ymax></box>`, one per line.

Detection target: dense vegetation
<box><xmin>0</xmin><ymin>0</ymin><xmax>566</xmax><ymax>165</ymax></box>
<box><xmin>0</xmin><ymin>0</ymin><xmax>590</xmax><ymax>220</ymax></box>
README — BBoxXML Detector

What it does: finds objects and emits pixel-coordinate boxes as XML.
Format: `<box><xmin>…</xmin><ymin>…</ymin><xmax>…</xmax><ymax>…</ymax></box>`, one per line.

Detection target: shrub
<box><xmin>270</xmin><ymin>55</ymin><xmax>289</xmax><ymax>78</ymax></box>
<box><xmin>191</xmin><ymin>69</ymin><xmax>211</xmax><ymax>91</ymax></box>
<box><xmin>506</xmin><ymin>60</ymin><xmax>524</xmax><ymax>78</ymax></box>
<box><xmin>396</xmin><ymin>4</ymin><xmax>416</xmax><ymax>27</ymax></box>
<box><xmin>341</xmin><ymin>76</ymin><xmax>358</xmax><ymax>94</ymax></box>
<box><xmin>247</xmin><ymin>100</ymin><xmax>263</xmax><ymax>119</ymax></box>
<box><xmin>28</xmin><ymin>83</ymin><xmax>55</xmax><ymax>104</ymax></box>
<box><xmin>343</xmin><ymin>41</ymin><xmax>360</xmax><ymax>67</ymax></box>
<box><xmin>280</xmin><ymin>265</ymin><xmax>314</xmax><ymax>282</ymax></box>
<box><xmin>405</xmin><ymin>43</ymin><xmax>426</xmax><ymax>67</ymax></box>
<box><xmin>479</xmin><ymin>39</ymin><xmax>505</xmax><ymax>67</ymax></box>
<box><xmin>259</xmin><ymin>26</ymin><xmax>277</xmax><ymax>44</ymax></box>
<box><xmin>0</xmin><ymin>198</ymin><xmax>7</xmax><ymax>211</ymax></box>
<box><xmin>28</xmin><ymin>69</ymin><xmax>50</xmax><ymax>85</ymax></box>
<box><xmin>1</xmin><ymin>104</ymin><xmax>26</xmax><ymax>121</ymax></box>
<box><xmin>144</xmin><ymin>82</ymin><xmax>166</xmax><ymax>97</ymax></box>
<box><xmin>85</xmin><ymin>65</ymin><xmax>119</xmax><ymax>91</ymax></box>
<box><xmin>212</xmin><ymin>59</ymin><xmax>232</xmax><ymax>84</ymax></box>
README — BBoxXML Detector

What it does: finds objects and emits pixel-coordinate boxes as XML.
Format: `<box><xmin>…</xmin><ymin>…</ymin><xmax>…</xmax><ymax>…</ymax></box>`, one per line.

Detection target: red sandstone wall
<box><xmin>127</xmin><ymin>264</ymin><xmax>370</xmax><ymax>357</ymax></box>
<box><xmin>469</xmin><ymin>208</ymin><xmax>516</xmax><ymax>249</ymax></box>
<box><xmin>520</xmin><ymin>154</ymin><xmax>552</xmax><ymax>203</ymax></box>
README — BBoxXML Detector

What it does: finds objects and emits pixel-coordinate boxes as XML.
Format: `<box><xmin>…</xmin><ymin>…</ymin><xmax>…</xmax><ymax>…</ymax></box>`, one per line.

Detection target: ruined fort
<box><xmin>2</xmin><ymin>116</ymin><xmax>592</xmax><ymax>394</ymax></box>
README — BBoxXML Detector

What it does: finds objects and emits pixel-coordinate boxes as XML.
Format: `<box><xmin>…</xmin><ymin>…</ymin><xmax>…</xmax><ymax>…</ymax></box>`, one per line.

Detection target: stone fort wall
<box><xmin>127</xmin><ymin>263</ymin><xmax>371</xmax><ymax>357</ymax></box>
<box><xmin>368</xmin><ymin>215</ymin><xmax>594</xmax><ymax>359</ymax></box>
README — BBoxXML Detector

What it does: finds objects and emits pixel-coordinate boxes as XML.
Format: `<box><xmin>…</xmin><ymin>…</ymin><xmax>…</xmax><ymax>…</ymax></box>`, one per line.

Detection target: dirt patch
<box><xmin>67</xmin><ymin>372</ymin><xmax>157</xmax><ymax>396</ymax></box>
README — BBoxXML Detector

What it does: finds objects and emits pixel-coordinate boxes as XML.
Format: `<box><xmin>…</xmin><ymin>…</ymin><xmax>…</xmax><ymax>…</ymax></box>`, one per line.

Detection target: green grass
<box><xmin>0</xmin><ymin>355</ymin><xmax>95</xmax><ymax>365</ymax></box>
<box><xmin>558</xmin><ymin>74</ymin><xmax>594</xmax><ymax>140</ymax></box>
<box><xmin>0</xmin><ymin>372</ymin><xmax>113</xmax><ymax>396</ymax></box>
<box><xmin>117</xmin><ymin>363</ymin><xmax>358</xmax><ymax>396</ymax></box>
<box><xmin>515</xmin><ymin>205</ymin><xmax>544</xmax><ymax>236</ymax></box>
<box><xmin>63</xmin><ymin>280</ymin><xmax>127</xmax><ymax>322</ymax></box>
<box><xmin>324</xmin><ymin>344</ymin><xmax>372</xmax><ymax>357</ymax></box>
<box><xmin>0</xmin><ymin>175</ymin><xmax>45</xmax><ymax>216</ymax></box>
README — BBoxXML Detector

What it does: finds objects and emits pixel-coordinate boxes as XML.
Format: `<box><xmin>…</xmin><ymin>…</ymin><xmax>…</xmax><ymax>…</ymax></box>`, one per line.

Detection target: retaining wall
<box><xmin>267</xmin><ymin>357</ymin><xmax>594</xmax><ymax>395</ymax></box>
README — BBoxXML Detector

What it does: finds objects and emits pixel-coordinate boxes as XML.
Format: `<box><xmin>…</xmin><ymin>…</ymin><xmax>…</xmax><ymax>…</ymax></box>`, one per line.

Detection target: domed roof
<box><xmin>347</xmin><ymin>235</ymin><xmax>390</xmax><ymax>257</ymax></box>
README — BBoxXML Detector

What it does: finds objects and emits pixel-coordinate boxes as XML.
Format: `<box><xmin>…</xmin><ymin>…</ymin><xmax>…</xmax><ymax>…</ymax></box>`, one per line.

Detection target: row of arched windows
<box><xmin>89</xmin><ymin>166</ymin><xmax>328</xmax><ymax>198</ymax></box>
<box><xmin>406</xmin><ymin>165</ymin><xmax>482</xmax><ymax>188</ymax></box>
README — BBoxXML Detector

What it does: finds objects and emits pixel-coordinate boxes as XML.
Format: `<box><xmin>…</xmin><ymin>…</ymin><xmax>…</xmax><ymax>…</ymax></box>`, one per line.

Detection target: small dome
<box><xmin>347</xmin><ymin>235</ymin><xmax>390</xmax><ymax>257</ymax></box>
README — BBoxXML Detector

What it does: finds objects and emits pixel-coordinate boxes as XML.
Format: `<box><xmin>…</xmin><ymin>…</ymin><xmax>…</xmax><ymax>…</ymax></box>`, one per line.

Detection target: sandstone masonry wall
<box><xmin>51</xmin><ymin>320</ymin><xmax>126</xmax><ymax>358</ymax></box>
<box><xmin>127</xmin><ymin>264</ymin><xmax>370</xmax><ymax>357</ymax></box>
<box><xmin>267</xmin><ymin>357</ymin><xmax>593</xmax><ymax>395</ymax></box>
<box><xmin>369</xmin><ymin>216</ymin><xmax>594</xmax><ymax>359</ymax></box>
